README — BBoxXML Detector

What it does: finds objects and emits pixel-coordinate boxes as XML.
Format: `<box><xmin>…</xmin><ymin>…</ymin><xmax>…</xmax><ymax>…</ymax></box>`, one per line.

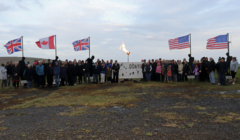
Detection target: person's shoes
<box><xmin>74</xmin><ymin>84</ymin><xmax>76</xmax><ymax>86</ymax></box>
<box><xmin>232</xmin><ymin>83</ymin><xmax>235</xmax><ymax>85</ymax></box>
<box><xmin>218</xmin><ymin>83</ymin><xmax>221</xmax><ymax>86</ymax></box>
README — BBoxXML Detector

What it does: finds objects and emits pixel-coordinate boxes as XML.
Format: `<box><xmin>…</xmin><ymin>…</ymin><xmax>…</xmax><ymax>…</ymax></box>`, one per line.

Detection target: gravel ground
<box><xmin>1</xmin><ymin>85</ymin><xmax>240</xmax><ymax>140</ymax></box>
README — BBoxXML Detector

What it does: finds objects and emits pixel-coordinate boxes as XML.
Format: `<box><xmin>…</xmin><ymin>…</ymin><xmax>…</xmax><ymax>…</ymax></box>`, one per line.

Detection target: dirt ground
<box><xmin>1</xmin><ymin>82</ymin><xmax>240</xmax><ymax>140</ymax></box>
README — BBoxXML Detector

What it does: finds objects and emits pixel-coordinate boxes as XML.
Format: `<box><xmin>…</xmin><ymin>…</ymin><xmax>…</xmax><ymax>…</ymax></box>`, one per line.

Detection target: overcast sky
<box><xmin>0</xmin><ymin>0</ymin><xmax>239</xmax><ymax>62</ymax></box>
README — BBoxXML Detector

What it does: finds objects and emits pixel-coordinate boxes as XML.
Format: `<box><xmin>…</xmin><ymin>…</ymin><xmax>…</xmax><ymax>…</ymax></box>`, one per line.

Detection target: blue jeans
<box><xmin>55</xmin><ymin>74</ymin><xmax>60</xmax><ymax>86</ymax></box>
<box><xmin>168</xmin><ymin>76</ymin><xmax>172</xmax><ymax>81</ymax></box>
<box><xmin>27</xmin><ymin>81</ymin><xmax>32</xmax><ymax>88</ymax></box>
<box><xmin>145</xmin><ymin>73</ymin><xmax>151</xmax><ymax>81</ymax></box>
<box><xmin>209</xmin><ymin>71</ymin><xmax>215</xmax><ymax>84</ymax></box>
<box><xmin>84</xmin><ymin>73</ymin><xmax>90</xmax><ymax>83</ymax></box>
<box><xmin>93</xmin><ymin>74</ymin><xmax>98</xmax><ymax>83</ymax></box>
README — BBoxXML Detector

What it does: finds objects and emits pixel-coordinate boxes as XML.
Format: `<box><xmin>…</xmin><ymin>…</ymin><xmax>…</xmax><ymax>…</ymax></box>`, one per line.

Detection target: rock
<box><xmin>155</xmin><ymin>129</ymin><xmax>158</xmax><ymax>132</ymax></box>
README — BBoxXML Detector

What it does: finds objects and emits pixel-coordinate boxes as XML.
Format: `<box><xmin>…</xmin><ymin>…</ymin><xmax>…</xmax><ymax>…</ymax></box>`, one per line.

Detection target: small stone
<box><xmin>155</xmin><ymin>129</ymin><xmax>158</xmax><ymax>132</ymax></box>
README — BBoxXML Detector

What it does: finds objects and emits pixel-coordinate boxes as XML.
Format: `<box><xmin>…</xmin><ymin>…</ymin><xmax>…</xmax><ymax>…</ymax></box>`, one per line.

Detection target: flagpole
<box><xmin>89</xmin><ymin>36</ymin><xmax>90</xmax><ymax>58</ymax></box>
<box><xmin>227</xmin><ymin>33</ymin><xmax>229</xmax><ymax>54</ymax></box>
<box><xmin>55</xmin><ymin>35</ymin><xmax>57</xmax><ymax>57</ymax></box>
<box><xmin>22</xmin><ymin>36</ymin><xmax>24</xmax><ymax>57</ymax></box>
<box><xmin>189</xmin><ymin>33</ymin><xmax>191</xmax><ymax>55</ymax></box>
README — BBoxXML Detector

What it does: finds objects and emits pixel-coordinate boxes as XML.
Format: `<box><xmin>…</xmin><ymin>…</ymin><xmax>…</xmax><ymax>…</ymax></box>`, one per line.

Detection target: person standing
<box><xmin>12</xmin><ymin>62</ymin><xmax>20</xmax><ymax>89</ymax></box>
<box><xmin>173</xmin><ymin>61</ymin><xmax>178</xmax><ymax>82</ymax></box>
<box><xmin>100</xmin><ymin>63</ymin><xmax>106</xmax><ymax>84</ymax></box>
<box><xmin>112</xmin><ymin>60</ymin><xmax>120</xmax><ymax>83</ymax></box>
<box><xmin>33</xmin><ymin>62</ymin><xmax>38</xmax><ymax>87</ymax></box>
<box><xmin>83</xmin><ymin>60</ymin><xmax>90</xmax><ymax>84</ymax></box>
<box><xmin>105</xmin><ymin>66</ymin><xmax>112</xmax><ymax>83</ymax></box>
<box><xmin>54</xmin><ymin>61</ymin><xmax>61</xmax><ymax>87</ymax></box>
<box><xmin>230</xmin><ymin>57</ymin><xmax>238</xmax><ymax>85</ymax></box>
<box><xmin>193</xmin><ymin>65</ymin><xmax>199</xmax><ymax>81</ymax></box>
<box><xmin>156</xmin><ymin>61</ymin><xmax>162</xmax><ymax>81</ymax></box>
<box><xmin>183</xmin><ymin>61</ymin><xmax>189</xmax><ymax>81</ymax></box>
<box><xmin>67</xmin><ymin>61</ymin><xmax>74</xmax><ymax>86</ymax></box>
<box><xmin>208</xmin><ymin>57</ymin><xmax>216</xmax><ymax>84</ymax></box>
<box><xmin>60</xmin><ymin>63</ymin><xmax>67</xmax><ymax>86</ymax></box>
<box><xmin>92</xmin><ymin>62</ymin><xmax>100</xmax><ymax>84</ymax></box>
<box><xmin>46</xmin><ymin>63</ymin><xmax>53</xmax><ymax>87</ymax></box>
<box><xmin>77</xmin><ymin>60</ymin><xmax>83</xmax><ymax>84</ymax></box>
<box><xmin>36</xmin><ymin>61</ymin><xmax>45</xmax><ymax>88</ymax></box>
<box><xmin>7</xmin><ymin>61</ymin><xmax>13</xmax><ymax>87</ymax></box>
<box><xmin>219</xmin><ymin>57</ymin><xmax>228</xmax><ymax>86</ymax></box>
<box><xmin>97</xmin><ymin>59</ymin><xmax>102</xmax><ymax>82</ymax></box>
<box><xmin>142</xmin><ymin>60</ymin><xmax>147</xmax><ymax>81</ymax></box>
<box><xmin>178</xmin><ymin>60</ymin><xmax>183</xmax><ymax>82</ymax></box>
<box><xmin>151</xmin><ymin>60</ymin><xmax>157</xmax><ymax>81</ymax></box>
<box><xmin>73</xmin><ymin>61</ymin><xmax>78</xmax><ymax>85</ymax></box>
<box><xmin>215</xmin><ymin>58</ymin><xmax>221</xmax><ymax>85</ymax></box>
<box><xmin>0</xmin><ymin>64</ymin><xmax>7</xmax><ymax>89</ymax></box>
<box><xmin>167</xmin><ymin>65</ymin><xmax>172</xmax><ymax>83</ymax></box>
<box><xmin>25</xmin><ymin>64</ymin><xmax>34</xmax><ymax>88</ymax></box>
<box><xmin>144</xmin><ymin>62</ymin><xmax>152</xmax><ymax>81</ymax></box>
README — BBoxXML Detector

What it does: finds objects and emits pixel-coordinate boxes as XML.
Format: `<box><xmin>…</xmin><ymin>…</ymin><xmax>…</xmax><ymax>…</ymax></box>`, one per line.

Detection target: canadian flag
<box><xmin>36</xmin><ymin>35</ymin><xmax>55</xmax><ymax>49</ymax></box>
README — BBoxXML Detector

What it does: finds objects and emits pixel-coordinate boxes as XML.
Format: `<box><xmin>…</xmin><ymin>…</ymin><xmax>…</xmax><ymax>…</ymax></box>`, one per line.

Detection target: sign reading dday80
<box><xmin>118</xmin><ymin>62</ymin><xmax>143</xmax><ymax>79</ymax></box>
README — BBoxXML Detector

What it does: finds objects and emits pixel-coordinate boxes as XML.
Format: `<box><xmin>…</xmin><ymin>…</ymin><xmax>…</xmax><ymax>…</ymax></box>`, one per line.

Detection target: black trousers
<box><xmin>183</xmin><ymin>75</ymin><xmax>188</xmax><ymax>81</ymax></box>
<box><xmin>68</xmin><ymin>75</ymin><xmax>74</xmax><ymax>85</ymax></box>
<box><xmin>177</xmin><ymin>74</ymin><xmax>182</xmax><ymax>82</ymax></box>
<box><xmin>78</xmin><ymin>74</ymin><xmax>83</xmax><ymax>84</ymax></box>
<box><xmin>219</xmin><ymin>74</ymin><xmax>226</xmax><ymax>85</ymax></box>
<box><xmin>13</xmin><ymin>81</ymin><xmax>19</xmax><ymax>88</ymax></box>
<box><xmin>156</xmin><ymin>73</ymin><xmax>160</xmax><ymax>81</ymax></box>
<box><xmin>2</xmin><ymin>80</ymin><xmax>7</xmax><ymax>88</ymax></box>
<box><xmin>47</xmin><ymin>75</ymin><xmax>53</xmax><ymax>86</ymax></box>
<box><xmin>61</xmin><ymin>78</ymin><xmax>65</xmax><ymax>86</ymax></box>
<box><xmin>38</xmin><ymin>75</ymin><xmax>45</xmax><ymax>87</ymax></box>
<box><xmin>113</xmin><ymin>72</ymin><xmax>119</xmax><ymax>83</ymax></box>
<box><xmin>142</xmin><ymin>72</ymin><xmax>146</xmax><ymax>80</ymax></box>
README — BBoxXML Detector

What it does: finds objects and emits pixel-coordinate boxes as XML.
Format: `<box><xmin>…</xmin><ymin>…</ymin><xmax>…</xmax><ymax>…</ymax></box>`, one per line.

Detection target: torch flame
<box><xmin>119</xmin><ymin>42</ymin><xmax>130</xmax><ymax>55</ymax></box>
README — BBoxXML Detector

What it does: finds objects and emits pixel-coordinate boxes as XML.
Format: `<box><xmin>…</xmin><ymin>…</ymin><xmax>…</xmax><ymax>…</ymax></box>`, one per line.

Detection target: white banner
<box><xmin>118</xmin><ymin>62</ymin><xmax>143</xmax><ymax>79</ymax></box>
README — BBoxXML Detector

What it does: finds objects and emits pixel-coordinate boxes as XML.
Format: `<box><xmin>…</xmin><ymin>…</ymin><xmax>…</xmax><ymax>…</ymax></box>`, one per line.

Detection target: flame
<box><xmin>119</xmin><ymin>42</ymin><xmax>130</xmax><ymax>55</ymax></box>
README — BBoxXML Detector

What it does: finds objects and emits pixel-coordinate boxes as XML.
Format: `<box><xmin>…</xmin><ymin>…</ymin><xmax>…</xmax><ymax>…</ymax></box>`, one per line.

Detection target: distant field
<box><xmin>0</xmin><ymin>57</ymin><xmax>53</xmax><ymax>64</ymax></box>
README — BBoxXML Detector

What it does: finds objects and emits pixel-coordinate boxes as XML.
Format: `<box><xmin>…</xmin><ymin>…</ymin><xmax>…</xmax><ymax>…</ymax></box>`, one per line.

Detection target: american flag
<box><xmin>72</xmin><ymin>38</ymin><xmax>89</xmax><ymax>51</ymax></box>
<box><xmin>4</xmin><ymin>37</ymin><xmax>22</xmax><ymax>55</ymax></box>
<box><xmin>168</xmin><ymin>35</ymin><xmax>190</xmax><ymax>50</ymax></box>
<box><xmin>206</xmin><ymin>34</ymin><xmax>228</xmax><ymax>49</ymax></box>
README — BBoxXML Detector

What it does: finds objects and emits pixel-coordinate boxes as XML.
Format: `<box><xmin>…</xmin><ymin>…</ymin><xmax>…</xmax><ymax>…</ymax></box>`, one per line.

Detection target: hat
<box><xmin>69</xmin><ymin>61</ymin><xmax>72</xmax><ymax>62</ymax></box>
<box><xmin>55</xmin><ymin>61</ymin><xmax>58</xmax><ymax>64</ymax></box>
<box><xmin>48</xmin><ymin>59</ymin><xmax>50</xmax><ymax>61</ymax></box>
<box><xmin>25</xmin><ymin>62</ymin><xmax>28</xmax><ymax>65</ymax></box>
<box><xmin>222</xmin><ymin>57</ymin><xmax>225</xmax><ymax>59</ymax></box>
<box><xmin>7</xmin><ymin>61</ymin><xmax>9</xmax><ymax>63</ymax></box>
<box><xmin>34</xmin><ymin>62</ymin><xmax>37</xmax><ymax>65</ymax></box>
<box><xmin>219</xmin><ymin>57</ymin><xmax>221</xmax><ymax>60</ymax></box>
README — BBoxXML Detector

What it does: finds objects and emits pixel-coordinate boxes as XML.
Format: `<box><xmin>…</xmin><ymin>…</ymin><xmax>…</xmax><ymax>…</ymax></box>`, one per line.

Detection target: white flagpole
<box><xmin>22</xmin><ymin>36</ymin><xmax>24</xmax><ymax>57</ymax></box>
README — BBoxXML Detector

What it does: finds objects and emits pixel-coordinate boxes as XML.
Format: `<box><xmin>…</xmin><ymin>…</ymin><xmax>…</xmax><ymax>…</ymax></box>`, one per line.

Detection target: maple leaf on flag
<box><xmin>42</xmin><ymin>41</ymin><xmax>48</xmax><ymax>45</ymax></box>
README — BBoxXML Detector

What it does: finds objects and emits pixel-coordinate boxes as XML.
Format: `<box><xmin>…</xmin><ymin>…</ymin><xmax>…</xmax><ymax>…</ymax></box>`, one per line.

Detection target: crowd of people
<box><xmin>0</xmin><ymin>54</ymin><xmax>238</xmax><ymax>89</ymax></box>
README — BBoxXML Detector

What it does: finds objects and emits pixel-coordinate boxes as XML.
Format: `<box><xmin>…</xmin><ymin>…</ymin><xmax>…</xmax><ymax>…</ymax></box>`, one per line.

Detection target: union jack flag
<box><xmin>4</xmin><ymin>37</ymin><xmax>22</xmax><ymax>55</ymax></box>
<box><xmin>72</xmin><ymin>38</ymin><xmax>89</xmax><ymax>51</ymax></box>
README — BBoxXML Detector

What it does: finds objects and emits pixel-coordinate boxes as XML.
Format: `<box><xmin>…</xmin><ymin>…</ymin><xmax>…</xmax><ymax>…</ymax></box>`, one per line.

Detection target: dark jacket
<box><xmin>112</xmin><ymin>63</ymin><xmax>120</xmax><ymax>72</ymax></box>
<box><xmin>208</xmin><ymin>60</ymin><xmax>215</xmax><ymax>72</ymax></box>
<box><xmin>12</xmin><ymin>65</ymin><xmax>20</xmax><ymax>80</ymax></box>
<box><xmin>173</xmin><ymin>64</ymin><xmax>178</xmax><ymax>73</ymax></box>
<box><xmin>152</xmin><ymin>62</ymin><xmax>157</xmax><ymax>74</ymax></box>
<box><xmin>83</xmin><ymin>63</ymin><xmax>90</xmax><ymax>73</ymax></box>
<box><xmin>105</xmin><ymin>68</ymin><xmax>112</xmax><ymax>77</ymax></box>
<box><xmin>60</xmin><ymin>66</ymin><xmax>67</xmax><ymax>78</ymax></box>
<box><xmin>183</xmin><ymin>64</ymin><xmax>189</xmax><ymax>74</ymax></box>
<box><xmin>100</xmin><ymin>66</ymin><xmax>106</xmax><ymax>74</ymax></box>
<box><xmin>25</xmin><ymin>67</ymin><xmax>34</xmax><ymax>81</ymax></box>
<box><xmin>73</xmin><ymin>64</ymin><xmax>78</xmax><ymax>76</ymax></box>
<box><xmin>7</xmin><ymin>64</ymin><xmax>13</xmax><ymax>75</ymax></box>
<box><xmin>77</xmin><ymin>64</ymin><xmax>83</xmax><ymax>75</ymax></box>
<box><xmin>92</xmin><ymin>64</ymin><xmax>100</xmax><ymax>74</ymax></box>
<box><xmin>219</xmin><ymin>61</ymin><xmax>228</xmax><ymax>74</ymax></box>
<box><xmin>67</xmin><ymin>64</ymin><xmax>74</xmax><ymax>76</ymax></box>
<box><xmin>46</xmin><ymin>66</ymin><xmax>53</xmax><ymax>76</ymax></box>
<box><xmin>142</xmin><ymin>63</ymin><xmax>146</xmax><ymax>72</ymax></box>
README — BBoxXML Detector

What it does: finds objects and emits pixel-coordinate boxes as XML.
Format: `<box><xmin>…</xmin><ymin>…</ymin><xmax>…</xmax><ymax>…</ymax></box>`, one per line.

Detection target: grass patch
<box><xmin>213</xmin><ymin>112</ymin><xmax>240</xmax><ymax>123</ymax></box>
<box><xmin>145</xmin><ymin>132</ymin><xmax>152</xmax><ymax>136</ymax></box>
<box><xmin>162</xmin><ymin>122</ymin><xmax>178</xmax><ymax>127</ymax></box>
<box><xmin>132</xmin><ymin>127</ymin><xmax>140</xmax><ymax>134</ymax></box>
<box><xmin>155</xmin><ymin>112</ymin><xmax>186</xmax><ymax>120</ymax></box>
<box><xmin>143</xmin><ymin>108</ymin><xmax>148</xmax><ymax>113</ymax></box>
<box><xmin>193</xmin><ymin>106</ymin><xmax>206</xmax><ymax>110</ymax></box>
<box><xmin>0</xmin><ymin>127</ymin><xmax>7</xmax><ymax>131</ymax></box>
<box><xmin>6</xmin><ymin>92</ymin><xmax>140</xmax><ymax>109</ymax></box>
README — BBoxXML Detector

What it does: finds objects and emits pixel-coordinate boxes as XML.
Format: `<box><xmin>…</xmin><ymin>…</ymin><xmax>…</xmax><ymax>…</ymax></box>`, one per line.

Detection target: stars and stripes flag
<box><xmin>206</xmin><ymin>34</ymin><xmax>228</xmax><ymax>49</ymax></box>
<box><xmin>4</xmin><ymin>37</ymin><xmax>22</xmax><ymax>55</ymax></box>
<box><xmin>168</xmin><ymin>35</ymin><xmax>190</xmax><ymax>50</ymax></box>
<box><xmin>72</xmin><ymin>38</ymin><xmax>89</xmax><ymax>51</ymax></box>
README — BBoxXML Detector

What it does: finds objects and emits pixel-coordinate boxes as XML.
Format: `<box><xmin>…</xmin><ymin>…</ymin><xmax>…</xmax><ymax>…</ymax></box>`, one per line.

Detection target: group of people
<box><xmin>141</xmin><ymin>55</ymin><xmax>238</xmax><ymax>86</ymax></box>
<box><xmin>0</xmin><ymin>56</ymin><xmax>121</xmax><ymax>89</ymax></box>
<box><xmin>0</xmin><ymin>54</ymin><xmax>238</xmax><ymax>89</ymax></box>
